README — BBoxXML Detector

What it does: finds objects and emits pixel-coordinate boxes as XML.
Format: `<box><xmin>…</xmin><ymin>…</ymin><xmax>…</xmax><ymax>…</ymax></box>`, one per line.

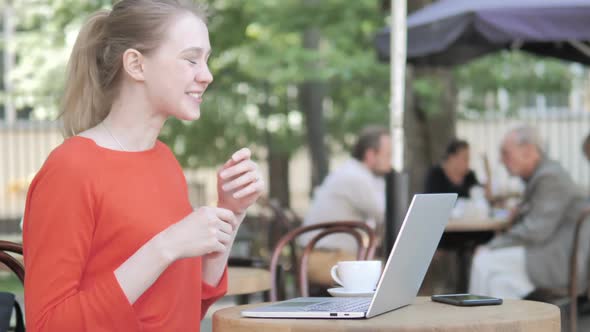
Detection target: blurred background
<box><xmin>3</xmin><ymin>1</ymin><xmax>590</xmax><ymax>330</ymax></box>
<box><xmin>2</xmin><ymin>0</ymin><xmax>590</xmax><ymax>236</ymax></box>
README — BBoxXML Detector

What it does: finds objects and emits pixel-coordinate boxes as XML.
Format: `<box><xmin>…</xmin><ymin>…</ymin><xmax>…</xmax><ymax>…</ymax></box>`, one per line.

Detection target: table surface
<box><xmin>227</xmin><ymin>267</ymin><xmax>271</xmax><ymax>296</ymax></box>
<box><xmin>445</xmin><ymin>216</ymin><xmax>510</xmax><ymax>232</ymax></box>
<box><xmin>213</xmin><ymin>297</ymin><xmax>560</xmax><ymax>332</ymax></box>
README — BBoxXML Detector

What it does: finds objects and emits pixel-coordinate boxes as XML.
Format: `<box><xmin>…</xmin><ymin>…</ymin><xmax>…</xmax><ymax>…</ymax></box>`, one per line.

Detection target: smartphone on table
<box><xmin>431</xmin><ymin>294</ymin><xmax>503</xmax><ymax>306</ymax></box>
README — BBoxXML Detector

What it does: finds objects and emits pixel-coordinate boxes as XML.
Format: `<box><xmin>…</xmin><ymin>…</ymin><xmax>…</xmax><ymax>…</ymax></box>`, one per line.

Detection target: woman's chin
<box><xmin>176</xmin><ymin>109</ymin><xmax>201</xmax><ymax>121</ymax></box>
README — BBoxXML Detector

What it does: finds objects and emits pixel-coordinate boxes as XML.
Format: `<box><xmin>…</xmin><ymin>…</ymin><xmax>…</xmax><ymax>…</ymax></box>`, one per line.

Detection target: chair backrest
<box><xmin>578</xmin><ymin>208</ymin><xmax>590</xmax><ymax>300</ymax></box>
<box><xmin>269</xmin><ymin>221</ymin><xmax>377</xmax><ymax>301</ymax></box>
<box><xmin>0</xmin><ymin>241</ymin><xmax>24</xmax><ymax>284</ymax></box>
<box><xmin>265</xmin><ymin>198</ymin><xmax>302</xmax><ymax>245</ymax></box>
<box><xmin>567</xmin><ymin>207</ymin><xmax>590</xmax><ymax>300</ymax></box>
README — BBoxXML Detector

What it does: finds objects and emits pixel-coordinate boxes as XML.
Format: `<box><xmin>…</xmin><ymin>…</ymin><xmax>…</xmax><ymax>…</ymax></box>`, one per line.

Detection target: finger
<box><xmin>220</xmin><ymin>159</ymin><xmax>256</xmax><ymax>180</ymax></box>
<box><xmin>220</xmin><ymin>160</ymin><xmax>256</xmax><ymax>180</ymax></box>
<box><xmin>231</xmin><ymin>148</ymin><xmax>251</xmax><ymax>162</ymax></box>
<box><xmin>220</xmin><ymin>148</ymin><xmax>252</xmax><ymax>169</ymax></box>
<box><xmin>217</xmin><ymin>231</ymin><xmax>232</xmax><ymax>245</ymax></box>
<box><xmin>222</xmin><ymin>157</ymin><xmax>236</xmax><ymax>168</ymax></box>
<box><xmin>233</xmin><ymin>180</ymin><xmax>264</xmax><ymax>199</ymax></box>
<box><xmin>222</xmin><ymin>171</ymin><xmax>260</xmax><ymax>192</ymax></box>
<box><xmin>215</xmin><ymin>208</ymin><xmax>237</xmax><ymax>228</ymax></box>
<box><xmin>210</xmin><ymin>241</ymin><xmax>226</xmax><ymax>254</ymax></box>
<box><xmin>217</xmin><ymin>219</ymin><xmax>233</xmax><ymax>235</ymax></box>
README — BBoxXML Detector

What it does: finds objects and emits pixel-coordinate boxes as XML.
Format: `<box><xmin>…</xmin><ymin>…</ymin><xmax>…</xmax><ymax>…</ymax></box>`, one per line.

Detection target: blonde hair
<box><xmin>60</xmin><ymin>0</ymin><xmax>208</xmax><ymax>137</ymax></box>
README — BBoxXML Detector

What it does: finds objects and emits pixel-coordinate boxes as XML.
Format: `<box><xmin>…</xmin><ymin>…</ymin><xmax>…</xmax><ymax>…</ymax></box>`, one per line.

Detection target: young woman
<box><xmin>22</xmin><ymin>1</ymin><xmax>263</xmax><ymax>331</ymax></box>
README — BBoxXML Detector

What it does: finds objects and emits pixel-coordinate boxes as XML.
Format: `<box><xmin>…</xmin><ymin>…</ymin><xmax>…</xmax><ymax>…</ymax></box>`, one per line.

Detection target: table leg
<box><xmin>456</xmin><ymin>248</ymin><xmax>470</xmax><ymax>293</ymax></box>
<box><xmin>236</xmin><ymin>294</ymin><xmax>249</xmax><ymax>305</ymax></box>
<box><xmin>440</xmin><ymin>231</ymin><xmax>495</xmax><ymax>293</ymax></box>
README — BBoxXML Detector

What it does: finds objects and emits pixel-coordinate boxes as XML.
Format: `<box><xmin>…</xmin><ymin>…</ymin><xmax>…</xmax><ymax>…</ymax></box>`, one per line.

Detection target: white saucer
<box><xmin>327</xmin><ymin>287</ymin><xmax>375</xmax><ymax>297</ymax></box>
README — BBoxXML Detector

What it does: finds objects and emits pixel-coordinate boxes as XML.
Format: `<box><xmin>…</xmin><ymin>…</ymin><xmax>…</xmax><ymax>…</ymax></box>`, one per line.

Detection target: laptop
<box><xmin>241</xmin><ymin>193</ymin><xmax>458</xmax><ymax>319</ymax></box>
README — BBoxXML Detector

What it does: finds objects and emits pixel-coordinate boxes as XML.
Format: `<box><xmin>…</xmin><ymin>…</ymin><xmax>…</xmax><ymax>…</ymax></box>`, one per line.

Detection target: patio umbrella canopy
<box><xmin>375</xmin><ymin>0</ymin><xmax>590</xmax><ymax>66</ymax></box>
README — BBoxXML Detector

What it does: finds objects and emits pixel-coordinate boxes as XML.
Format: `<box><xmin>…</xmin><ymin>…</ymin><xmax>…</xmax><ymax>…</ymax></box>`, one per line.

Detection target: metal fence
<box><xmin>2</xmin><ymin>108</ymin><xmax>590</xmax><ymax>237</ymax></box>
<box><xmin>0</xmin><ymin>120</ymin><xmax>208</xmax><ymax>238</ymax></box>
<box><xmin>457</xmin><ymin>109</ymin><xmax>590</xmax><ymax>196</ymax></box>
<box><xmin>0</xmin><ymin>121</ymin><xmax>62</xmax><ymax>235</ymax></box>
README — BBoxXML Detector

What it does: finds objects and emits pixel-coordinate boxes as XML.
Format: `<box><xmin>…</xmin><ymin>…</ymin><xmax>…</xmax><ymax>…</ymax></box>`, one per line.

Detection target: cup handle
<box><xmin>330</xmin><ymin>265</ymin><xmax>344</xmax><ymax>286</ymax></box>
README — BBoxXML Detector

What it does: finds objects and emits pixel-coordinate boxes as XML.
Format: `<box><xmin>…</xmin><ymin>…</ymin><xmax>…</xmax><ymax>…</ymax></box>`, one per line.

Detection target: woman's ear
<box><xmin>122</xmin><ymin>48</ymin><xmax>145</xmax><ymax>82</ymax></box>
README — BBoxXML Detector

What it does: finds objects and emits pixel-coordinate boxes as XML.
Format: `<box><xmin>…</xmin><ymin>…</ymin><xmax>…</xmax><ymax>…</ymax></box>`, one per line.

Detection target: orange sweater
<box><xmin>23</xmin><ymin>136</ymin><xmax>227</xmax><ymax>331</ymax></box>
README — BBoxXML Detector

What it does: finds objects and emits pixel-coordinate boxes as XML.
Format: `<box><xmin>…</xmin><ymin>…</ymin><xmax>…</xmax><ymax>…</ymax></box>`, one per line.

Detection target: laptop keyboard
<box><xmin>304</xmin><ymin>298</ymin><xmax>371</xmax><ymax>312</ymax></box>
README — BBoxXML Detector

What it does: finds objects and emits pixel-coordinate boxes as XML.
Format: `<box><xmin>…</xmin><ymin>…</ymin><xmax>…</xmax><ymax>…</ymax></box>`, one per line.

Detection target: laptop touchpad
<box><xmin>272</xmin><ymin>301</ymin><xmax>323</xmax><ymax>307</ymax></box>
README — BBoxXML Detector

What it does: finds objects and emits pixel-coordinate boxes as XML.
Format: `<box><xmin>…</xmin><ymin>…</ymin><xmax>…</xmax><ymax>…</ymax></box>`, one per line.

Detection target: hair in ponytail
<box><xmin>60</xmin><ymin>0</ymin><xmax>208</xmax><ymax>137</ymax></box>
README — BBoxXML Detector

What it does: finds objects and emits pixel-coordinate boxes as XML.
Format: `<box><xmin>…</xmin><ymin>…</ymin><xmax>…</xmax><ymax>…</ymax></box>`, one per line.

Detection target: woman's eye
<box><xmin>187</xmin><ymin>59</ymin><xmax>197</xmax><ymax>65</ymax></box>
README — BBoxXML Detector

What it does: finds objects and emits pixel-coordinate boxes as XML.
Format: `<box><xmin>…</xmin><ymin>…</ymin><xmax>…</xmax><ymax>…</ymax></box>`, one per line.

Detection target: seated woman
<box><xmin>424</xmin><ymin>139</ymin><xmax>490</xmax><ymax>199</ymax></box>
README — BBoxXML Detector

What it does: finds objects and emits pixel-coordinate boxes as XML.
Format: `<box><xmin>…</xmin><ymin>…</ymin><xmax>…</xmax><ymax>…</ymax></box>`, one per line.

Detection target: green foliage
<box><xmin>0</xmin><ymin>274</ymin><xmax>23</xmax><ymax>294</ymax></box>
<box><xmin>5</xmin><ymin>0</ymin><xmax>390</xmax><ymax>166</ymax></box>
<box><xmin>164</xmin><ymin>0</ymin><xmax>391</xmax><ymax>164</ymax></box>
<box><xmin>8</xmin><ymin>0</ymin><xmax>111</xmax><ymax>118</ymax></box>
<box><xmin>454</xmin><ymin>50</ymin><xmax>577</xmax><ymax>114</ymax></box>
<box><xmin>412</xmin><ymin>76</ymin><xmax>444</xmax><ymax>116</ymax></box>
<box><xmin>455</xmin><ymin>51</ymin><xmax>573</xmax><ymax>93</ymax></box>
<box><xmin>8</xmin><ymin>0</ymin><xmax>579</xmax><ymax>168</ymax></box>
<box><xmin>408</xmin><ymin>50</ymin><xmax>580</xmax><ymax>118</ymax></box>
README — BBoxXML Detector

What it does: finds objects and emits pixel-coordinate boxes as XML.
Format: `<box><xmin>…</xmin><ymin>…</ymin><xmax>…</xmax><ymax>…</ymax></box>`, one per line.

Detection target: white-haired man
<box><xmin>469</xmin><ymin>126</ymin><xmax>588</xmax><ymax>299</ymax></box>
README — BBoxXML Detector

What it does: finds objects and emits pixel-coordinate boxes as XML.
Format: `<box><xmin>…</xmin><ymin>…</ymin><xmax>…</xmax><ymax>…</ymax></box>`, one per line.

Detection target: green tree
<box><xmin>7</xmin><ymin>0</ymin><xmax>583</xmax><ymax>206</ymax></box>
<box><xmin>161</xmin><ymin>0</ymin><xmax>390</xmax><ymax>205</ymax></box>
<box><xmin>8</xmin><ymin>0</ymin><xmax>111</xmax><ymax>117</ymax></box>
<box><xmin>7</xmin><ymin>0</ymin><xmax>390</xmax><ymax>207</ymax></box>
<box><xmin>455</xmin><ymin>50</ymin><xmax>575</xmax><ymax>115</ymax></box>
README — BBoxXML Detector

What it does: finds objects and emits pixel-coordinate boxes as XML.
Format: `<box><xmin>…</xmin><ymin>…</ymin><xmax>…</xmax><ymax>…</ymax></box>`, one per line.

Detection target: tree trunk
<box><xmin>268</xmin><ymin>152</ymin><xmax>291</xmax><ymax>207</ymax></box>
<box><xmin>404</xmin><ymin>67</ymin><xmax>457</xmax><ymax>195</ymax></box>
<box><xmin>401</xmin><ymin>0</ymin><xmax>457</xmax><ymax>196</ymax></box>
<box><xmin>300</xmin><ymin>24</ymin><xmax>328</xmax><ymax>189</ymax></box>
<box><xmin>408</xmin><ymin>0</ymin><xmax>433</xmax><ymax>12</ymax></box>
<box><xmin>261</xmin><ymin>82</ymin><xmax>292</xmax><ymax>207</ymax></box>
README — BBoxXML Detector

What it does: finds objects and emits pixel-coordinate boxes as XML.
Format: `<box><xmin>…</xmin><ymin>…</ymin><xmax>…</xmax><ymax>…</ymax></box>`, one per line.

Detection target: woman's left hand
<box><xmin>217</xmin><ymin>148</ymin><xmax>264</xmax><ymax>216</ymax></box>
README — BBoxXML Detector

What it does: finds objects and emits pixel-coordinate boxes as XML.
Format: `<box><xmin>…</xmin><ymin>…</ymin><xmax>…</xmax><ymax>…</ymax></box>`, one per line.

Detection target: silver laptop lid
<box><xmin>366</xmin><ymin>193</ymin><xmax>457</xmax><ymax>318</ymax></box>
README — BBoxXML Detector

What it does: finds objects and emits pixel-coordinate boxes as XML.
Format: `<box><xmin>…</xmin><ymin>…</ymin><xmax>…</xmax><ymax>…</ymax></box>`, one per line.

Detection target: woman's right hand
<box><xmin>161</xmin><ymin>206</ymin><xmax>238</xmax><ymax>261</ymax></box>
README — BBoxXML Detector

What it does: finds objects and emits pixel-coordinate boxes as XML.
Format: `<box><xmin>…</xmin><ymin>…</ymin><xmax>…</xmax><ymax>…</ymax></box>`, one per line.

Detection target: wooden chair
<box><xmin>525</xmin><ymin>208</ymin><xmax>590</xmax><ymax>332</ymax></box>
<box><xmin>265</xmin><ymin>198</ymin><xmax>302</xmax><ymax>252</ymax></box>
<box><xmin>269</xmin><ymin>221</ymin><xmax>378</xmax><ymax>301</ymax></box>
<box><xmin>229</xmin><ymin>198</ymin><xmax>301</xmax><ymax>304</ymax></box>
<box><xmin>231</xmin><ymin>197</ymin><xmax>301</xmax><ymax>263</ymax></box>
<box><xmin>562</xmin><ymin>207</ymin><xmax>590</xmax><ymax>332</ymax></box>
<box><xmin>0</xmin><ymin>241</ymin><xmax>24</xmax><ymax>284</ymax></box>
<box><xmin>0</xmin><ymin>241</ymin><xmax>25</xmax><ymax>332</ymax></box>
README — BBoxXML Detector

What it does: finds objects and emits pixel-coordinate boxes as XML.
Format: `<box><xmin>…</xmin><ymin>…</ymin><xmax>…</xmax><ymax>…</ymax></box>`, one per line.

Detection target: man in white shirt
<box><xmin>300</xmin><ymin>126</ymin><xmax>391</xmax><ymax>286</ymax></box>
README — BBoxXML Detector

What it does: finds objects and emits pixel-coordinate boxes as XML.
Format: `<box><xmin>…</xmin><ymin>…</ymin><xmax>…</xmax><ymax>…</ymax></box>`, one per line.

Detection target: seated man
<box><xmin>469</xmin><ymin>126</ymin><xmax>588</xmax><ymax>299</ymax></box>
<box><xmin>300</xmin><ymin>126</ymin><xmax>391</xmax><ymax>286</ymax></box>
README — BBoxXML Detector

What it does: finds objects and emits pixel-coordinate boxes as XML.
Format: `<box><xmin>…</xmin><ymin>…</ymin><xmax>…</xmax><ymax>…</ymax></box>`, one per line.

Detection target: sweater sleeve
<box><xmin>200</xmin><ymin>266</ymin><xmax>228</xmax><ymax>319</ymax></box>
<box><xmin>23</xmin><ymin>156</ymin><xmax>140</xmax><ymax>331</ymax></box>
<box><xmin>487</xmin><ymin>173</ymin><xmax>574</xmax><ymax>249</ymax></box>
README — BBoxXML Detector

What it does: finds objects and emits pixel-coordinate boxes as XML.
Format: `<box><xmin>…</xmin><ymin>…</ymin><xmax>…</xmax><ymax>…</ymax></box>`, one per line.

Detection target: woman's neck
<box><xmin>104</xmin><ymin>92</ymin><xmax>166</xmax><ymax>152</ymax></box>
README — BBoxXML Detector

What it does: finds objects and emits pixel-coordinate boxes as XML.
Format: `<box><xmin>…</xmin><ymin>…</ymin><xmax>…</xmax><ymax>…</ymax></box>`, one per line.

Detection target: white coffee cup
<box><xmin>330</xmin><ymin>260</ymin><xmax>382</xmax><ymax>292</ymax></box>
